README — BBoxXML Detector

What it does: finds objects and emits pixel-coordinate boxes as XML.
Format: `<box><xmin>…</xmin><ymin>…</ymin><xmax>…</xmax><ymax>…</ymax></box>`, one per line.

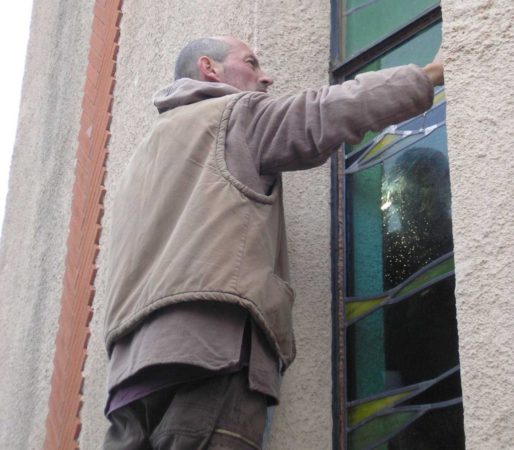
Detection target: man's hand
<box><xmin>423</xmin><ymin>48</ymin><xmax>444</xmax><ymax>86</ymax></box>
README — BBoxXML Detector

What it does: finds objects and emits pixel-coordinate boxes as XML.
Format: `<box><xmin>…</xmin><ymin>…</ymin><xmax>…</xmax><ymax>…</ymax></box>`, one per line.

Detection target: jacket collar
<box><xmin>153</xmin><ymin>78</ymin><xmax>241</xmax><ymax>113</ymax></box>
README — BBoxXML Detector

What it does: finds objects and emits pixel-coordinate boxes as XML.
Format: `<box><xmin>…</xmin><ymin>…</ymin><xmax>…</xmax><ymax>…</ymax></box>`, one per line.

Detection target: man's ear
<box><xmin>197</xmin><ymin>56</ymin><xmax>222</xmax><ymax>82</ymax></box>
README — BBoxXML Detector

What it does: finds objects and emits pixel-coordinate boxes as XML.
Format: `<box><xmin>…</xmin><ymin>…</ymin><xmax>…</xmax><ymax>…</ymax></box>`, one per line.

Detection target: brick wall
<box><xmin>43</xmin><ymin>1</ymin><xmax>123</xmax><ymax>448</ymax></box>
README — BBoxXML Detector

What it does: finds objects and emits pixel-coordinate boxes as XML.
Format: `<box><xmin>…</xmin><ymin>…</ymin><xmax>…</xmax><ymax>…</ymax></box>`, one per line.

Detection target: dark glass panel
<box><xmin>344</xmin><ymin>0</ymin><xmax>439</xmax><ymax>63</ymax></box>
<box><xmin>402</xmin><ymin>370</ymin><xmax>461</xmax><ymax>406</ymax></box>
<box><xmin>388</xmin><ymin>403</ymin><xmax>465</xmax><ymax>450</ymax></box>
<box><xmin>347</xmin><ymin>278</ymin><xmax>459</xmax><ymax>401</ymax></box>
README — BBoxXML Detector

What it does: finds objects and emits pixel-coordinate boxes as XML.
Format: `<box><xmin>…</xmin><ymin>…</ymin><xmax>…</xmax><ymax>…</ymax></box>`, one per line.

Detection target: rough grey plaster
<box><xmin>81</xmin><ymin>1</ymin><xmax>332</xmax><ymax>449</ymax></box>
<box><xmin>441</xmin><ymin>0</ymin><xmax>514</xmax><ymax>448</ymax></box>
<box><xmin>0</xmin><ymin>0</ymin><xmax>94</xmax><ymax>448</ymax></box>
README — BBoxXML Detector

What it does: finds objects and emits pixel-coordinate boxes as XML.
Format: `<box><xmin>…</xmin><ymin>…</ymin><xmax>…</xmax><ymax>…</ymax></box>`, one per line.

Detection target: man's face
<box><xmin>216</xmin><ymin>38</ymin><xmax>273</xmax><ymax>92</ymax></box>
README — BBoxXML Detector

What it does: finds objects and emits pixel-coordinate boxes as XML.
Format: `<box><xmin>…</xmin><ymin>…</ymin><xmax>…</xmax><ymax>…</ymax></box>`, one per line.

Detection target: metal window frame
<box><xmin>329</xmin><ymin>3</ymin><xmax>442</xmax><ymax>449</ymax></box>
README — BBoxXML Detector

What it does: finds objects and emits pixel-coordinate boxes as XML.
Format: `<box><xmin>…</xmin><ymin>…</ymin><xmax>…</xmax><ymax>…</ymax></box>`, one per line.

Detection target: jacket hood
<box><xmin>153</xmin><ymin>78</ymin><xmax>241</xmax><ymax>113</ymax></box>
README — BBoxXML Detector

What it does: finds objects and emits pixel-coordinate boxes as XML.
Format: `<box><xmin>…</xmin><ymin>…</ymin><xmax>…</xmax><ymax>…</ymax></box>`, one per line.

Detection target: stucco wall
<box><xmin>2</xmin><ymin>0</ymin><xmax>513</xmax><ymax>448</ymax></box>
<box><xmin>0</xmin><ymin>0</ymin><xmax>94</xmax><ymax>448</ymax></box>
<box><xmin>81</xmin><ymin>1</ymin><xmax>332</xmax><ymax>449</ymax></box>
<box><xmin>442</xmin><ymin>0</ymin><xmax>514</xmax><ymax>448</ymax></box>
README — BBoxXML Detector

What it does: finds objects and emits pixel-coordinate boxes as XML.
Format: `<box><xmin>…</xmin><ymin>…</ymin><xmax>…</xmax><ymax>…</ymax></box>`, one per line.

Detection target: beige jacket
<box><xmin>105</xmin><ymin>93</ymin><xmax>297</xmax><ymax>367</ymax></box>
<box><xmin>105</xmin><ymin>64</ymin><xmax>433</xmax><ymax>372</ymax></box>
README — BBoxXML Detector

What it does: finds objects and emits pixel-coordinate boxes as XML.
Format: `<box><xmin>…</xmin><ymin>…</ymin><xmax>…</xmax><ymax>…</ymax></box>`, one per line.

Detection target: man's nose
<box><xmin>260</xmin><ymin>73</ymin><xmax>274</xmax><ymax>86</ymax></box>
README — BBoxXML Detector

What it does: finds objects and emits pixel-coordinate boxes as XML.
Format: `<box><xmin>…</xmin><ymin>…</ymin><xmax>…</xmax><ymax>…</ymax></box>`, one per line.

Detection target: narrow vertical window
<box><xmin>330</xmin><ymin>3</ymin><xmax>465</xmax><ymax>449</ymax></box>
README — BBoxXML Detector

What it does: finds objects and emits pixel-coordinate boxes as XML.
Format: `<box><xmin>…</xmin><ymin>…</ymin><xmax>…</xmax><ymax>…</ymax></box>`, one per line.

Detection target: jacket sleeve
<box><xmin>230</xmin><ymin>64</ymin><xmax>433</xmax><ymax>175</ymax></box>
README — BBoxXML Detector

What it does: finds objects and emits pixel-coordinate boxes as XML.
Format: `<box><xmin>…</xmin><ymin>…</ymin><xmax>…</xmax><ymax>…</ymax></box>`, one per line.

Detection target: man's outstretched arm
<box><xmin>231</xmin><ymin>62</ymin><xmax>440</xmax><ymax>176</ymax></box>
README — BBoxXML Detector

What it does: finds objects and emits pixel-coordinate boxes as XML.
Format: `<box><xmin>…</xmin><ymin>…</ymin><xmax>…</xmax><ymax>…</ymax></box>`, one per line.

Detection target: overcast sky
<box><xmin>0</xmin><ymin>2</ymin><xmax>33</xmax><ymax>230</ymax></box>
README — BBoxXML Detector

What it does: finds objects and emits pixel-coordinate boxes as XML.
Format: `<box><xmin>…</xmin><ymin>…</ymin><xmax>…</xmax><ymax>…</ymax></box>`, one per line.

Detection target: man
<box><xmin>103</xmin><ymin>36</ymin><xmax>443</xmax><ymax>449</ymax></box>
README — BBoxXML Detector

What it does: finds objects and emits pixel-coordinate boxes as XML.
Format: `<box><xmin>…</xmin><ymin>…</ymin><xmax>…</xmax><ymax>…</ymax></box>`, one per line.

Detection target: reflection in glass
<box><xmin>382</xmin><ymin>144</ymin><xmax>453</xmax><ymax>286</ymax></box>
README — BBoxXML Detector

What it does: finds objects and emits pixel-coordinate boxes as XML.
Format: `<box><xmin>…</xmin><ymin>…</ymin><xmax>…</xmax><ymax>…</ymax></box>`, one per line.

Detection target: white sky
<box><xmin>0</xmin><ymin>2</ymin><xmax>33</xmax><ymax>229</ymax></box>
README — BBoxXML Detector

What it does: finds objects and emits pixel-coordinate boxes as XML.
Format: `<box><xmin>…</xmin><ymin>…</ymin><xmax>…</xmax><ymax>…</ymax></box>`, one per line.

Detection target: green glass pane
<box><xmin>344</xmin><ymin>0</ymin><xmax>439</xmax><ymax>59</ymax></box>
<box><xmin>395</xmin><ymin>254</ymin><xmax>454</xmax><ymax>298</ymax></box>
<box><xmin>352</xmin><ymin>313</ymin><xmax>386</xmax><ymax>398</ymax></box>
<box><xmin>349</xmin><ymin>388</ymin><xmax>416</xmax><ymax>426</ymax></box>
<box><xmin>349</xmin><ymin>165</ymin><xmax>385</xmax><ymax>398</ymax></box>
<box><xmin>346</xmin><ymin>0</ymin><xmax>375</xmax><ymax>8</ymax></box>
<box><xmin>350</xmin><ymin>165</ymin><xmax>383</xmax><ymax>297</ymax></box>
<box><xmin>349</xmin><ymin>411</ymin><xmax>419</xmax><ymax>450</ymax></box>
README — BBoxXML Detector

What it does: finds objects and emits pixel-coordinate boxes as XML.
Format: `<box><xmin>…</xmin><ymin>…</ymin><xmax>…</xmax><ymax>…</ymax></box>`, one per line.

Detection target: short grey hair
<box><xmin>174</xmin><ymin>38</ymin><xmax>231</xmax><ymax>81</ymax></box>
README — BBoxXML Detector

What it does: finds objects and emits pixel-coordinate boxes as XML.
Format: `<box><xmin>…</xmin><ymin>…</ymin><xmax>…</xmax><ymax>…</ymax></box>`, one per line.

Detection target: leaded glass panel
<box><xmin>336</xmin><ymin>16</ymin><xmax>465</xmax><ymax>449</ymax></box>
<box><xmin>343</xmin><ymin>0</ymin><xmax>440</xmax><ymax>59</ymax></box>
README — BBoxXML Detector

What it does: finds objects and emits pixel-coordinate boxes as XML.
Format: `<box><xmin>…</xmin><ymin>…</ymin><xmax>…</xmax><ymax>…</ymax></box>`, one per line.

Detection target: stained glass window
<box><xmin>343</xmin><ymin>0</ymin><xmax>440</xmax><ymax>59</ymax></box>
<box><xmin>330</xmin><ymin>2</ymin><xmax>465</xmax><ymax>449</ymax></box>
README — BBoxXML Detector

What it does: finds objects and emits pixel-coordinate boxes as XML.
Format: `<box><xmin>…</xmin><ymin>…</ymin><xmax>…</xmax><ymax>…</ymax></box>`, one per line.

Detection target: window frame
<box><xmin>329</xmin><ymin>3</ymin><xmax>444</xmax><ymax>449</ymax></box>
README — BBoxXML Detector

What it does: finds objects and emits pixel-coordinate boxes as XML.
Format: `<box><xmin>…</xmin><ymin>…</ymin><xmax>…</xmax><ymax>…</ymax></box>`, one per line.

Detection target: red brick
<box><xmin>88</xmin><ymin>48</ymin><xmax>103</xmax><ymax>73</ymax></box>
<box><xmin>89</xmin><ymin>30</ymin><xmax>105</xmax><ymax>55</ymax></box>
<box><xmin>84</xmin><ymin>78</ymin><xmax>98</xmax><ymax>104</ymax></box>
<box><xmin>92</xmin><ymin>14</ymin><xmax>107</xmax><ymax>39</ymax></box>
<box><xmin>93</xmin><ymin>1</ymin><xmax>108</xmax><ymax>24</ymax></box>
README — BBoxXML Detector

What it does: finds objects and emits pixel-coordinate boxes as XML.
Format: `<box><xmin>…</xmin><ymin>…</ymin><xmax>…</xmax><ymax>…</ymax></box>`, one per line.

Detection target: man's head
<box><xmin>174</xmin><ymin>36</ymin><xmax>273</xmax><ymax>92</ymax></box>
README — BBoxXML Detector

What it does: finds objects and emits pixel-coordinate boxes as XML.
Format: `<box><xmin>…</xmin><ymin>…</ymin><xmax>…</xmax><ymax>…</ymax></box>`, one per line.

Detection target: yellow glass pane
<box><xmin>395</xmin><ymin>255</ymin><xmax>454</xmax><ymax>298</ymax></box>
<box><xmin>346</xmin><ymin>296</ymin><xmax>388</xmax><ymax>322</ymax></box>
<box><xmin>349</xmin><ymin>388</ymin><xmax>416</xmax><ymax>427</ymax></box>
<box><xmin>361</xmin><ymin>133</ymin><xmax>398</xmax><ymax>162</ymax></box>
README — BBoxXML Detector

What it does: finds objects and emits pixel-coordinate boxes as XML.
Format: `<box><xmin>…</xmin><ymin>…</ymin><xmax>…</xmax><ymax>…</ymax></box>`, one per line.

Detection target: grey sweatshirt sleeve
<box><xmin>225</xmin><ymin>64</ymin><xmax>433</xmax><ymax>190</ymax></box>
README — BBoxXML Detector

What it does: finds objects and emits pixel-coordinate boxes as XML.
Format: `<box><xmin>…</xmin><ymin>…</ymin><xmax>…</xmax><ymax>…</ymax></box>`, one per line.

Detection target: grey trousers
<box><xmin>104</xmin><ymin>370</ymin><xmax>268</xmax><ymax>450</ymax></box>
